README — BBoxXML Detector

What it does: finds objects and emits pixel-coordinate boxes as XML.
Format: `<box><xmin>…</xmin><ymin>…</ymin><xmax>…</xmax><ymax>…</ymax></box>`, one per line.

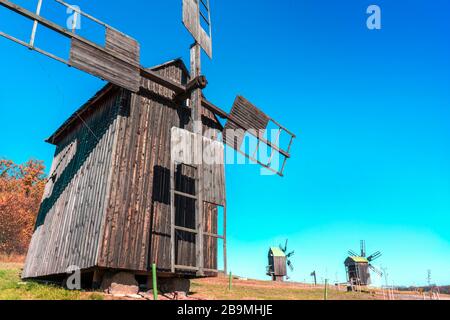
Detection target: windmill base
<box><xmin>272</xmin><ymin>276</ymin><xmax>284</xmax><ymax>282</ymax></box>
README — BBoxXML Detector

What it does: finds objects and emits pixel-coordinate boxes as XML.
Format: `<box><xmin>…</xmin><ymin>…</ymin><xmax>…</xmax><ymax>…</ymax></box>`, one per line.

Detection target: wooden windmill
<box><xmin>345</xmin><ymin>240</ymin><xmax>383</xmax><ymax>287</ymax></box>
<box><xmin>0</xmin><ymin>0</ymin><xmax>296</xmax><ymax>287</ymax></box>
<box><xmin>266</xmin><ymin>240</ymin><xmax>294</xmax><ymax>282</ymax></box>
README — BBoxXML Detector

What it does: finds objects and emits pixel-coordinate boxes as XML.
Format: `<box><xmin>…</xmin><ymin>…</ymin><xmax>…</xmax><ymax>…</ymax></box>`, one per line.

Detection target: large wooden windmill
<box><xmin>0</xmin><ymin>0</ymin><xmax>296</xmax><ymax>286</ymax></box>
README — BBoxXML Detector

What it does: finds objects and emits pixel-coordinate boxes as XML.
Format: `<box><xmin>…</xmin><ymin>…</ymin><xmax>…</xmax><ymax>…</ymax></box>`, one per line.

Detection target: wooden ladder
<box><xmin>170</xmin><ymin>160</ymin><xmax>205</xmax><ymax>276</ymax></box>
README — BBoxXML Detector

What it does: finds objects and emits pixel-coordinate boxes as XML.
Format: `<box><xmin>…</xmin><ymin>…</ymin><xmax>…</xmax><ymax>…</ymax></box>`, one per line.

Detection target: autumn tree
<box><xmin>0</xmin><ymin>159</ymin><xmax>46</xmax><ymax>255</ymax></box>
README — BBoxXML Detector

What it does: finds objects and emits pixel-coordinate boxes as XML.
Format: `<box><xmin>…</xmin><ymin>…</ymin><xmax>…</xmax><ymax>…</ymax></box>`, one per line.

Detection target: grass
<box><xmin>1</xmin><ymin>261</ymin><xmax>423</xmax><ymax>300</ymax></box>
<box><xmin>0</xmin><ymin>262</ymin><xmax>104</xmax><ymax>300</ymax></box>
<box><xmin>190</xmin><ymin>277</ymin><xmax>379</xmax><ymax>300</ymax></box>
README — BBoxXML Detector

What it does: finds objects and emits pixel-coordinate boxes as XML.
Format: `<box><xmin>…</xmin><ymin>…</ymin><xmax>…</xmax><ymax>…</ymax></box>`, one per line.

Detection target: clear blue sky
<box><xmin>0</xmin><ymin>0</ymin><xmax>449</xmax><ymax>286</ymax></box>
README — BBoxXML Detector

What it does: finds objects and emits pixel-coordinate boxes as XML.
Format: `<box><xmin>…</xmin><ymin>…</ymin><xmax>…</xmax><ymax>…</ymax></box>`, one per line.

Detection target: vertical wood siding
<box><xmin>22</xmin><ymin>88</ymin><xmax>124</xmax><ymax>278</ymax></box>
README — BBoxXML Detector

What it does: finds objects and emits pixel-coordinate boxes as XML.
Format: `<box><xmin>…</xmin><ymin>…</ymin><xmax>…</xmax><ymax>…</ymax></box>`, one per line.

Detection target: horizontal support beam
<box><xmin>202</xmin><ymin>98</ymin><xmax>229</xmax><ymax>119</ymax></box>
<box><xmin>204</xmin><ymin>232</ymin><xmax>224</xmax><ymax>240</ymax></box>
<box><xmin>203</xmin><ymin>268</ymin><xmax>221</xmax><ymax>273</ymax></box>
<box><xmin>175</xmin><ymin>265</ymin><xmax>199</xmax><ymax>271</ymax></box>
<box><xmin>140</xmin><ymin>68</ymin><xmax>186</xmax><ymax>95</ymax></box>
<box><xmin>174</xmin><ymin>227</ymin><xmax>224</xmax><ymax>240</ymax></box>
<box><xmin>174</xmin><ymin>226</ymin><xmax>197</xmax><ymax>234</ymax></box>
<box><xmin>173</xmin><ymin>190</ymin><xmax>198</xmax><ymax>200</ymax></box>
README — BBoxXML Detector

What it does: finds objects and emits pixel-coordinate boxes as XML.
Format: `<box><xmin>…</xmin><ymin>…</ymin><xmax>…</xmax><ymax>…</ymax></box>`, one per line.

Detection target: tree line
<box><xmin>0</xmin><ymin>159</ymin><xmax>46</xmax><ymax>255</ymax></box>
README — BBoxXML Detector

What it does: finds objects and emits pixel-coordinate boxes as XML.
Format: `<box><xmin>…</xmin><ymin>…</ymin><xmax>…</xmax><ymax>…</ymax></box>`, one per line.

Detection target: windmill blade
<box><xmin>223</xmin><ymin>96</ymin><xmax>296</xmax><ymax>177</ymax></box>
<box><xmin>348</xmin><ymin>250</ymin><xmax>358</xmax><ymax>257</ymax></box>
<box><xmin>367</xmin><ymin>251</ymin><xmax>382</xmax><ymax>262</ymax></box>
<box><xmin>286</xmin><ymin>251</ymin><xmax>295</xmax><ymax>258</ymax></box>
<box><xmin>360</xmin><ymin>240</ymin><xmax>366</xmax><ymax>257</ymax></box>
<box><xmin>0</xmin><ymin>0</ymin><xmax>141</xmax><ymax>92</ymax></box>
<box><xmin>0</xmin><ymin>0</ymin><xmax>188</xmax><ymax>95</ymax></box>
<box><xmin>369</xmin><ymin>264</ymin><xmax>383</xmax><ymax>277</ymax></box>
<box><xmin>287</xmin><ymin>259</ymin><xmax>294</xmax><ymax>272</ymax></box>
<box><xmin>279</xmin><ymin>239</ymin><xmax>288</xmax><ymax>253</ymax></box>
<box><xmin>182</xmin><ymin>0</ymin><xmax>213</xmax><ymax>58</ymax></box>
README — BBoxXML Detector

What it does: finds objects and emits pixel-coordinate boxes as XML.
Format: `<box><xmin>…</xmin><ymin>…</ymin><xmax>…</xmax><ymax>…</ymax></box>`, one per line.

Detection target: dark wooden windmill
<box><xmin>0</xmin><ymin>0</ymin><xmax>296</xmax><ymax>287</ymax></box>
<box><xmin>345</xmin><ymin>240</ymin><xmax>382</xmax><ymax>286</ymax></box>
<box><xmin>266</xmin><ymin>240</ymin><xmax>294</xmax><ymax>282</ymax></box>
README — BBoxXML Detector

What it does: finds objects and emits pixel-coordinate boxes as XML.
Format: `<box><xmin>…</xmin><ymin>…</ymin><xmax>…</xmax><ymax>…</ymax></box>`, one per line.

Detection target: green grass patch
<box><xmin>0</xmin><ymin>264</ymin><xmax>104</xmax><ymax>300</ymax></box>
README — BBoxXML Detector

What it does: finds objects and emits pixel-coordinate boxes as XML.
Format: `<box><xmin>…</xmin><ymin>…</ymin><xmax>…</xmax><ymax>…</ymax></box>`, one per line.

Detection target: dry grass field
<box><xmin>0</xmin><ymin>259</ymin><xmax>447</xmax><ymax>301</ymax></box>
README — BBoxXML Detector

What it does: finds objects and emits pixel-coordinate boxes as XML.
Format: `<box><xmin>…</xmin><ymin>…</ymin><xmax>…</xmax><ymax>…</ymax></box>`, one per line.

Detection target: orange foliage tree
<box><xmin>0</xmin><ymin>159</ymin><xmax>46</xmax><ymax>255</ymax></box>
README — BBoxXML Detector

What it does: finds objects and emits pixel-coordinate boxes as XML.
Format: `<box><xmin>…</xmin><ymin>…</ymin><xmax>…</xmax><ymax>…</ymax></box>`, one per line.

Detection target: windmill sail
<box><xmin>369</xmin><ymin>264</ymin><xmax>383</xmax><ymax>277</ymax></box>
<box><xmin>0</xmin><ymin>0</ymin><xmax>143</xmax><ymax>92</ymax></box>
<box><xmin>182</xmin><ymin>0</ymin><xmax>213</xmax><ymax>58</ymax></box>
<box><xmin>367</xmin><ymin>251</ymin><xmax>382</xmax><ymax>261</ymax></box>
<box><xmin>223</xmin><ymin>96</ymin><xmax>296</xmax><ymax>177</ymax></box>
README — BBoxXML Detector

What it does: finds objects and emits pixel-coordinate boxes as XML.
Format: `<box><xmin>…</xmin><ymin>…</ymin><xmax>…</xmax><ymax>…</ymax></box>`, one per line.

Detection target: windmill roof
<box><xmin>270</xmin><ymin>247</ymin><xmax>286</xmax><ymax>257</ymax></box>
<box><xmin>347</xmin><ymin>256</ymin><xmax>369</xmax><ymax>263</ymax></box>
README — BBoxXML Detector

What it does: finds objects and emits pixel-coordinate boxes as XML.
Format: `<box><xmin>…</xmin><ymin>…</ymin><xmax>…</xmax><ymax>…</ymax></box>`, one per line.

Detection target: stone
<box><xmin>101</xmin><ymin>272</ymin><xmax>139</xmax><ymax>296</ymax></box>
<box><xmin>158</xmin><ymin>278</ymin><xmax>190</xmax><ymax>295</ymax></box>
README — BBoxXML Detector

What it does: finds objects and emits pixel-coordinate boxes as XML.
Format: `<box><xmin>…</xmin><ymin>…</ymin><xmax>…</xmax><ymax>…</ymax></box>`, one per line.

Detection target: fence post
<box><xmin>152</xmin><ymin>263</ymin><xmax>158</xmax><ymax>301</ymax></box>
<box><xmin>324</xmin><ymin>279</ymin><xmax>328</xmax><ymax>300</ymax></box>
<box><xmin>229</xmin><ymin>272</ymin><xmax>232</xmax><ymax>291</ymax></box>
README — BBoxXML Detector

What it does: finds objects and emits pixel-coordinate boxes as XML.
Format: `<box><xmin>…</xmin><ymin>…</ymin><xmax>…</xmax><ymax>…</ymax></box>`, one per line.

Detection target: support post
<box><xmin>190</xmin><ymin>42</ymin><xmax>204</xmax><ymax>277</ymax></box>
<box><xmin>324</xmin><ymin>279</ymin><xmax>328</xmax><ymax>300</ymax></box>
<box><xmin>223</xmin><ymin>205</ymin><xmax>227</xmax><ymax>275</ymax></box>
<box><xmin>229</xmin><ymin>272</ymin><xmax>232</xmax><ymax>291</ymax></box>
<box><xmin>170</xmin><ymin>160</ymin><xmax>176</xmax><ymax>273</ymax></box>
<box><xmin>152</xmin><ymin>263</ymin><xmax>158</xmax><ymax>301</ymax></box>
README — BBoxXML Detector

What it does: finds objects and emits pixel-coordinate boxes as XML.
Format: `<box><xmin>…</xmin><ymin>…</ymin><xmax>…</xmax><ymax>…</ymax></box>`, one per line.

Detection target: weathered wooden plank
<box><xmin>70</xmin><ymin>38</ymin><xmax>140</xmax><ymax>92</ymax></box>
<box><xmin>106</xmin><ymin>28</ymin><xmax>140</xmax><ymax>63</ymax></box>
<box><xmin>223</xmin><ymin>96</ymin><xmax>270</xmax><ymax>150</ymax></box>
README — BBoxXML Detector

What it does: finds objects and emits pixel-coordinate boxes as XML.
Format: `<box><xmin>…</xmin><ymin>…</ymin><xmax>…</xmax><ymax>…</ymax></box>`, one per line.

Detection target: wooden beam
<box><xmin>190</xmin><ymin>43</ymin><xmax>205</xmax><ymax>277</ymax></box>
<box><xmin>140</xmin><ymin>68</ymin><xmax>186</xmax><ymax>95</ymax></box>
<box><xmin>170</xmin><ymin>160</ymin><xmax>176</xmax><ymax>273</ymax></box>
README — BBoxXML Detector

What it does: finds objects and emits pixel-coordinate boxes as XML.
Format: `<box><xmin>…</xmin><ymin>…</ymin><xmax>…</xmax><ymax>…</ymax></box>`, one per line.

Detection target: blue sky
<box><xmin>0</xmin><ymin>0</ymin><xmax>449</xmax><ymax>286</ymax></box>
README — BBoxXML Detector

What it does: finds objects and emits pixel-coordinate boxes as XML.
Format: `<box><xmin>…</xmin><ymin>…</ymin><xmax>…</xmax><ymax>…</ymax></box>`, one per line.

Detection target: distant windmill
<box><xmin>345</xmin><ymin>240</ymin><xmax>383</xmax><ymax>286</ymax></box>
<box><xmin>266</xmin><ymin>239</ymin><xmax>294</xmax><ymax>282</ymax></box>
